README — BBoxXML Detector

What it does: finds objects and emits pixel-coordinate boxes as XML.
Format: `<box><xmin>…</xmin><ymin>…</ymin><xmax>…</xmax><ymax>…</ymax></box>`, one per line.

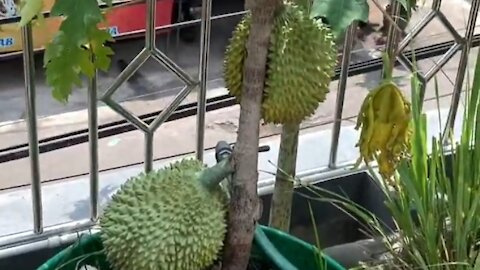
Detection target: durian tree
<box><xmin>220</xmin><ymin>0</ymin><xmax>283</xmax><ymax>268</ymax></box>
<box><xmin>236</xmin><ymin>0</ymin><xmax>370</xmax><ymax>232</ymax></box>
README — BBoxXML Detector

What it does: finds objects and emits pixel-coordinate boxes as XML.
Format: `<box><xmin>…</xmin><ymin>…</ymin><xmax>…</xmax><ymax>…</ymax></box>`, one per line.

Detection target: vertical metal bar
<box><xmin>384</xmin><ymin>0</ymin><xmax>401</xmax><ymax>77</ymax></box>
<box><xmin>21</xmin><ymin>23</ymin><xmax>43</xmax><ymax>234</ymax></box>
<box><xmin>442</xmin><ymin>0</ymin><xmax>480</xmax><ymax>142</ymax></box>
<box><xmin>196</xmin><ymin>0</ymin><xmax>212</xmax><ymax>161</ymax></box>
<box><xmin>175</xmin><ymin>0</ymin><xmax>183</xmax><ymax>59</ymax></box>
<box><xmin>145</xmin><ymin>0</ymin><xmax>156</xmax><ymax>50</ymax></box>
<box><xmin>88</xmin><ymin>68</ymin><xmax>99</xmax><ymax>221</ymax></box>
<box><xmin>329</xmin><ymin>22</ymin><xmax>357</xmax><ymax>169</ymax></box>
<box><xmin>145</xmin><ymin>132</ymin><xmax>154</xmax><ymax>172</ymax></box>
<box><xmin>431</xmin><ymin>0</ymin><xmax>442</xmax><ymax>11</ymax></box>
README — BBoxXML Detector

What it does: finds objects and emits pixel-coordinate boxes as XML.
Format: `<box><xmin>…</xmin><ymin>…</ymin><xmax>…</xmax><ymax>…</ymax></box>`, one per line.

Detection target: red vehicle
<box><xmin>0</xmin><ymin>0</ymin><xmax>178</xmax><ymax>56</ymax></box>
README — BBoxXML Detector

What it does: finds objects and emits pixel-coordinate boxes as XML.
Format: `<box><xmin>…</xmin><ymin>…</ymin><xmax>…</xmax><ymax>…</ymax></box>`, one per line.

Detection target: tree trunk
<box><xmin>221</xmin><ymin>0</ymin><xmax>282</xmax><ymax>269</ymax></box>
<box><xmin>268</xmin><ymin>122</ymin><xmax>300</xmax><ymax>231</ymax></box>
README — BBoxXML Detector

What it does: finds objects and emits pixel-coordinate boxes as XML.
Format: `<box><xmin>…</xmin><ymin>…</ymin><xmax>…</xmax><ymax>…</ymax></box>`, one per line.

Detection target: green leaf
<box><xmin>44</xmin><ymin>0</ymin><xmax>114</xmax><ymax>103</ymax></box>
<box><xmin>19</xmin><ymin>0</ymin><xmax>43</xmax><ymax>27</ymax></box>
<box><xmin>89</xmin><ymin>27</ymin><xmax>115</xmax><ymax>71</ymax></box>
<box><xmin>396</xmin><ymin>0</ymin><xmax>418</xmax><ymax>19</ymax></box>
<box><xmin>310</xmin><ymin>0</ymin><xmax>369</xmax><ymax>39</ymax></box>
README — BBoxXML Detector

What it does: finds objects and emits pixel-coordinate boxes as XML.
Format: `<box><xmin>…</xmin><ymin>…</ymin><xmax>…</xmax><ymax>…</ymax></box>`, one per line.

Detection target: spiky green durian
<box><xmin>99</xmin><ymin>158</ymin><xmax>229</xmax><ymax>270</ymax></box>
<box><xmin>223</xmin><ymin>2</ymin><xmax>337</xmax><ymax>124</ymax></box>
<box><xmin>223</xmin><ymin>13</ymin><xmax>251</xmax><ymax>101</ymax></box>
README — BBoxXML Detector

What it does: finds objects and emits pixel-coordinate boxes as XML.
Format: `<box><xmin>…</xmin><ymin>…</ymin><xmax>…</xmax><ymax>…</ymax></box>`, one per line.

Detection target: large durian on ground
<box><xmin>223</xmin><ymin>1</ymin><xmax>337</xmax><ymax>124</ymax></box>
<box><xmin>99</xmin><ymin>158</ymin><xmax>231</xmax><ymax>270</ymax></box>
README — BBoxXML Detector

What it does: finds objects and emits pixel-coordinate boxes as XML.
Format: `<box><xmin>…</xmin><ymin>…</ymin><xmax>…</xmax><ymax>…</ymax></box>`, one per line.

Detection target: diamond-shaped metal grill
<box><xmin>99</xmin><ymin>0</ymin><xmax>212</xmax><ymax>172</ymax></box>
<box><xmin>385</xmin><ymin>0</ymin><xmax>479</xmax><ymax>139</ymax></box>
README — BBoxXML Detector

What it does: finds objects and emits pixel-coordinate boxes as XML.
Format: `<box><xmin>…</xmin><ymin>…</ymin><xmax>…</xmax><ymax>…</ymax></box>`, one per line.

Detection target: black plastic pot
<box><xmin>258</xmin><ymin>171</ymin><xmax>394</xmax><ymax>248</ymax></box>
<box><xmin>0</xmin><ymin>243</ymin><xmax>71</xmax><ymax>270</ymax></box>
<box><xmin>257</xmin><ymin>171</ymin><xmax>395</xmax><ymax>268</ymax></box>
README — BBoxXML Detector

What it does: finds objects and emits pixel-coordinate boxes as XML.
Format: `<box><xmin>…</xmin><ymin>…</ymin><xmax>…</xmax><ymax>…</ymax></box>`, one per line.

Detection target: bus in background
<box><xmin>0</xmin><ymin>0</ymin><xmax>175</xmax><ymax>56</ymax></box>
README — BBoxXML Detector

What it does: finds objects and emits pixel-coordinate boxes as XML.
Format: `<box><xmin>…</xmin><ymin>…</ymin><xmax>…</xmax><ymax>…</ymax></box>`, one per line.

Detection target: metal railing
<box><xmin>0</xmin><ymin>0</ymin><xmax>479</xmax><ymax>261</ymax></box>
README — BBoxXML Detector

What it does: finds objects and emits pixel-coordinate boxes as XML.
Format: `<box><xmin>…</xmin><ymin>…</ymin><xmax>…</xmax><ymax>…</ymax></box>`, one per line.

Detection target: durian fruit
<box><xmin>99</xmin><ymin>158</ymin><xmax>230</xmax><ymax>270</ymax></box>
<box><xmin>354</xmin><ymin>80</ymin><xmax>412</xmax><ymax>184</ymax></box>
<box><xmin>223</xmin><ymin>1</ymin><xmax>337</xmax><ymax>124</ymax></box>
<box><xmin>223</xmin><ymin>12</ymin><xmax>250</xmax><ymax>100</ymax></box>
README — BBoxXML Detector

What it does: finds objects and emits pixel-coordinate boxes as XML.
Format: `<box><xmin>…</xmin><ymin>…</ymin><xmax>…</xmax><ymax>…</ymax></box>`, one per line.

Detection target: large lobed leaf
<box><xmin>19</xmin><ymin>0</ymin><xmax>115</xmax><ymax>103</ymax></box>
<box><xmin>310</xmin><ymin>0</ymin><xmax>369</xmax><ymax>39</ymax></box>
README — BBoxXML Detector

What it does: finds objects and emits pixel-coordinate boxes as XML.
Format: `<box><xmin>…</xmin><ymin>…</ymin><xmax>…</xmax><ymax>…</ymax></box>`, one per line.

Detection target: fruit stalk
<box><xmin>221</xmin><ymin>0</ymin><xmax>283</xmax><ymax>269</ymax></box>
<box><xmin>198</xmin><ymin>158</ymin><xmax>235</xmax><ymax>190</ymax></box>
<box><xmin>269</xmin><ymin>122</ymin><xmax>300</xmax><ymax>231</ymax></box>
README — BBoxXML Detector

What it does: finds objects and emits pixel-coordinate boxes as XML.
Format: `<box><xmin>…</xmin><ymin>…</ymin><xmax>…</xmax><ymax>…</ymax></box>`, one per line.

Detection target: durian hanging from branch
<box><xmin>223</xmin><ymin>0</ymin><xmax>337</xmax><ymax>125</ymax></box>
<box><xmin>223</xmin><ymin>0</ymin><xmax>338</xmax><ymax>232</ymax></box>
<box><xmin>100</xmin><ymin>158</ymin><xmax>233</xmax><ymax>270</ymax></box>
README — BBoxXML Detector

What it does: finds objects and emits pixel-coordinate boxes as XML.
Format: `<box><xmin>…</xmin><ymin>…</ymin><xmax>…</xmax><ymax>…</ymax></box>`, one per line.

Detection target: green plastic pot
<box><xmin>37</xmin><ymin>225</ymin><xmax>345</xmax><ymax>270</ymax></box>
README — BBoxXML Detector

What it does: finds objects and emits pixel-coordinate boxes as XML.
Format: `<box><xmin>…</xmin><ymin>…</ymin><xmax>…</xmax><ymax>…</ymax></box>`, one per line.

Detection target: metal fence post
<box><xmin>88</xmin><ymin>66</ymin><xmax>99</xmax><ymax>220</ymax></box>
<box><xmin>196</xmin><ymin>0</ymin><xmax>213</xmax><ymax>161</ymax></box>
<box><xmin>329</xmin><ymin>22</ymin><xmax>357</xmax><ymax>168</ymax></box>
<box><xmin>21</xmin><ymin>22</ymin><xmax>43</xmax><ymax>234</ymax></box>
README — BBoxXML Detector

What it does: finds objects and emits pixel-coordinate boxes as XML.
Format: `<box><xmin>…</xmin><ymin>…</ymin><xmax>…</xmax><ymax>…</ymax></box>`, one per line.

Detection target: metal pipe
<box><xmin>145</xmin><ymin>0</ymin><xmax>156</xmax><ymax>50</ymax></box>
<box><xmin>144</xmin><ymin>132</ymin><xmax>154</xmax><ymax>172</ymax></box>
<box><xmin>396</xmin><ymin>11</ymin><xmax>435</xmax><ymax>53</ymax></box>
<box><xmin>152</xmin><ymin>48</ymin><xmax>196</xmax><ymax>85</ymax></box>
<box><xmin>100</xmin><ymin>49</ymin><xmax>150</xmax><ymax>133</ymax></box>
<box><xmin>0</xmin><ymin>221</ymin><xmax>96</xmax><ymax>259</ymax></box>
<box><xmin>329</xmin><ymin>22</ymin><xmax>357</xmax><ymax>168</ymax></box>
<box><xmin>432</xmin><ymin>0</ymin><xmax>442</xmax><ymax>11</ymax></box>
<box><xmin>196</xmin><ymin>0</ymin><xmax>213</xmax><ymax>161</ymax></box>
<box><xmin>21</xmin><ymin>22</ymin><xmax>43</xmax><ymax>234</ymax></box>
<box><xmin>88</xmin><ymin>67</ymin><xmax>99</xmax><ymax>221</ymax></box>
<box><xmin>442</xmin><ymin>0</ymin><xmax>480</xmax><ymax>143</ymax></box>
<box><xmin>384</xmin><ymin>0</ymin><xmax>401</xmax><ymax>74</ymax></box>
<box><xmin>100</xmin><ymin>48</ymin><xmax>150</xmax><ymax>100</ymax></box>
<box><xmin>102</xmin><ymin>98</ymin><xmax>150</xmax><ymax>132</ymax></box>
<box><xmin>436</xmin><ymin>11</ymin><xmax>464</xmax><ymax>44</ymax></box>
<box><xmin>149</xmin><ymin>85</ymin><xmax>195</xmax><ymax>131</ymax></box>
<box><xmin>397</xmin><ymin>52</ymin><xmax>416</xmax><ymax>73</ymax></box>
<box><xmin>0</xmin><ymin>219</ymin><xmax>93</xmax><ymax>252</ymax></box>
<box><xmin>425</xmin><ymin>43</ymin><xmax>462</xmax><ymax>82</ymax></box>
<box><xmin>175</xmin><ymin>0</ymin><xmax>183</xmax><ymax>59</ymax></box>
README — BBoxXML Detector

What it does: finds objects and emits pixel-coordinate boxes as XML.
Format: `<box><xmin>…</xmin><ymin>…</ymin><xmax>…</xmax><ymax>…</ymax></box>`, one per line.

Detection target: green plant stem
<box><xmin>198</xmin><ymin>158</ymin><xmax>235</xmax><ymax>190</ymax></box>
<box><xmin>268</xmin><ymin>122</ymin><xmax>300</xmax><ymax>231</ymax></box>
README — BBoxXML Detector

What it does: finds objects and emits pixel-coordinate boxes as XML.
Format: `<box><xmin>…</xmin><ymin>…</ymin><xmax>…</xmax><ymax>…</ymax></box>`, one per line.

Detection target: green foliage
<box><xmin>19</xmin><ymin>0</ymin><xmax>43</xmax><ymax>27</ymax></box>
<box><xmin>310</xmin><ymin>0</ymin><xmax>369</xmax><ymax>39</ymax></box>
<box><xmin>296</xmin><ymin>49</ymin><xmax>480</xmax><ymax>269</ymax></box>
<box><xmin>365</xmin><ymin>51</ymin><xmax>480</xmax><ymax>269</ymax></box>
<box><xmin>45</xmin><ymin>0</ymin><xmax>114</xmax><ymax>103</ymax></box>
<box><xmin>397</xmin><ymin>0</ymin><xmax>420</xmax><ymax>17</ymax></box>
<box><xmin>19</xmin><ymin>0</ymin><xmax>115</xmax><ymax>103</ymax></box>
